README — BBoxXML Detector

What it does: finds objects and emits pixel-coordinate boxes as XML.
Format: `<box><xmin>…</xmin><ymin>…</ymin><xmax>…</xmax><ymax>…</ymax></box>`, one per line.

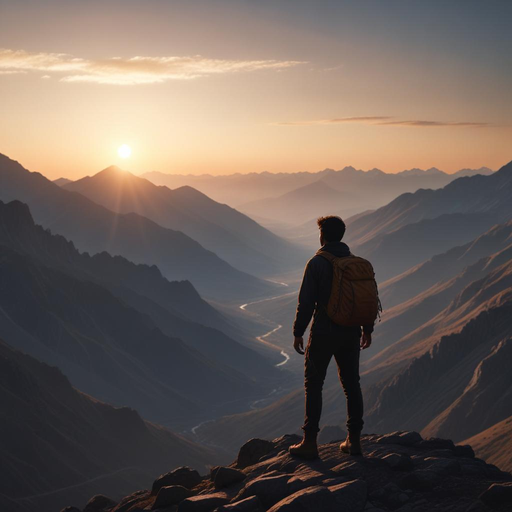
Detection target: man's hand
<box><xmin>293</xmin><ymin>336</ymin><xmax>305</xmax><ymax>355</ymax></box>
<box><xmin>361</xmin><ymin>332</ymin><xmax>372</xmax><ymax>350</ymax></box>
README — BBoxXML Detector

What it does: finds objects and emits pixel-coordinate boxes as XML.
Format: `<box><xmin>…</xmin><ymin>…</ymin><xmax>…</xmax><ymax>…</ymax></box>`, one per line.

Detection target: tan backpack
<box><xmin>316</xmin><ymin>250</ymin><xmax>381</xmax><ymax>327</ymax></box>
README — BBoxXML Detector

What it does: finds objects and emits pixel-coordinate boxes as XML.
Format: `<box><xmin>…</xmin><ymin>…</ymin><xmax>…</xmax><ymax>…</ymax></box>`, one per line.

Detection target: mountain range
<box><xmin>142</xmin><ymin>165</ymin><xmax>493</xmax><ymax>210</ymax></box>
<box><xmin>63</xmin><ymin>166</ymin><xmax>307</xmax><ymax>277</ymax></box>
<box><xmin>0</xmin><ymin>154</ymin><xmax>279</xmax><ymax>301</ymax></box>
<box><xmin>0</xmin><ymin>199</ymin><xmax>283</xmax><ymax>429</ymax></box>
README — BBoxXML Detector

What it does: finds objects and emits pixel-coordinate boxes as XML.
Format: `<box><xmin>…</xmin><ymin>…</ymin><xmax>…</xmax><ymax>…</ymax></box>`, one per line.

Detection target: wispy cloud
<box><xmin>275</xmin><ymin>116</ymin><xmax>492</xmax><ymax>128</ymax></box>
<box><xmin>0</xmin><ymin>49</ymin><xmax>305</xmax><ymax>85</ymax></box>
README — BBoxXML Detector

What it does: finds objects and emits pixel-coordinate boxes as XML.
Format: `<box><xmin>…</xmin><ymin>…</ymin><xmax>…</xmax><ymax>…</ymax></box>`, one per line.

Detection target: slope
<box><xmin>0</xmin><ymin>154</ymin><xmax>278</xmax><ymax>301</ymax></box>
<box><xmin>64</xmin><ymin>167</ymin><xmax>306</xmax><ymax>276</ymax></box>
<box><xmin>0</xmin><ymin>339</ymin><xmax>218</xmax><ymax>512</ymax></box>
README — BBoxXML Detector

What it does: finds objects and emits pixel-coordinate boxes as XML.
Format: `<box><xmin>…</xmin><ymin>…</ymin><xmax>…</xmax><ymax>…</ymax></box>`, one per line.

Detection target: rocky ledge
<box><xmin>66</xmin><ymin>431</ymin><xmax>512</xmax><ymax>512</ymax></box>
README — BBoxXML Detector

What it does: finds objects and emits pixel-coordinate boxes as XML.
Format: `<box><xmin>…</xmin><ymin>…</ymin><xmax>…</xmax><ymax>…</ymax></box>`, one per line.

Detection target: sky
<box><xmin>0</xmin><ymin>0</ymin><xmax>511</xmax><ymax>180</ymax></box>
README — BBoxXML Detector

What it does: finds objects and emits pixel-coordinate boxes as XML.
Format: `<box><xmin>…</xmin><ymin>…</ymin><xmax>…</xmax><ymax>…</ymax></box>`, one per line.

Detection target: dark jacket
<box><xmin>292</xmin><ymin>241</ymin><xmax>374</xmax><ymax>338</ymax></box>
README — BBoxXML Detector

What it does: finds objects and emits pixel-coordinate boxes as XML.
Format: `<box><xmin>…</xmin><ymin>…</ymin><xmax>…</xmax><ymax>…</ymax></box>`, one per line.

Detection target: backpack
<box><xmin>316</xmin><ymin>250</ymin><xmax>381</xmax><ymax>327</ymax></box>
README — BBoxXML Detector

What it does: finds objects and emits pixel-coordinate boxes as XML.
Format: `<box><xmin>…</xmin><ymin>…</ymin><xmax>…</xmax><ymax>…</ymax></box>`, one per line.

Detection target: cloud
<box><xmin>277</xmin><ymin>116</ymin><xmax>392</xmax><ymax>126</ymax></box>
<box><xmin>0</xmin><ymin>49</ymin><xmax>305</xmax><ymax>85</ymax></box>
<box><xmin>275</xmin><ymin>116</ymin><xmax>491</xmax><ymax>128</ymax></box>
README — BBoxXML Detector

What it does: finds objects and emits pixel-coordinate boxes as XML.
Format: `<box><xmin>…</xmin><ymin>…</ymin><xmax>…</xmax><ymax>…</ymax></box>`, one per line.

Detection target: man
<box><xmin>289</xmin><ymin>215</ymin><xmax>374</xmax><ymax>459</ymax></box>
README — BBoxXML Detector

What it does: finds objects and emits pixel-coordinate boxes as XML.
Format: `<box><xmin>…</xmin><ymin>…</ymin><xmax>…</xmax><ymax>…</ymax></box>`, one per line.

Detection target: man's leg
<box><xmin>334</xmin><ymin>339</ymin><xmax>364</xmax><ymax>454</ymax></box>
<box><xmin>290</xmin><ymin>334</ymin><xmax>332</xmax><ymax>458</ymax></box>
<box><xmin>303</xmin><ymin>334</ymin><xmax>334</xmax><ymax>434</ymax></box>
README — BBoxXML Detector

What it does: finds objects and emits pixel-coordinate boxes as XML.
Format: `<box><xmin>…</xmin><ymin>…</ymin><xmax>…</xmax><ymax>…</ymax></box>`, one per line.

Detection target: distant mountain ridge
<box><xmin>142</xmin><ymin>165</ymin><xmax>493</xmax><ymax>209</ymax></box>
<box><xmin>63</xmin><ymin>165</ymin><xmax>307</xmax><ymax>276</ymax></box>
<box><xmin>0</xmin><ymin>154</ymin><xmax>278</xmax><ymax>301</ymax></box>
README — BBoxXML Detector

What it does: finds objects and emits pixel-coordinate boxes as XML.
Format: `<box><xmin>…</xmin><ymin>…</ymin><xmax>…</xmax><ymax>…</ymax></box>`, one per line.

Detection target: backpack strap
<box><xmin>316</xmin><ymin>250</ymin><xmax>354</xmax><ymax>263</ymax></box>
<box><xmin>315</xmin><ymin>249</ymin><xmax>337</xmax><ymax>264</ymax></box>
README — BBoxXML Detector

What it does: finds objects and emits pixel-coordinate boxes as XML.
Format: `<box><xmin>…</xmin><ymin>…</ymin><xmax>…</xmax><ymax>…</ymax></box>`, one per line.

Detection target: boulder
<box><xmin>267</xmin><ymin>486</ymin><xmax>336</xmax><ymax>512</ymax></box>
<box><xmin>479</xmin><ymin>482</ymin><xmax>512</xmax><ymax>507</ymax></box>
<box><xmin>454</xmin><ymin>444</ymin><xmax>475</xmax><ymax>458</ymax></box>
<box><xmin>152</xmin><ymin>467</ymin><xmax>202</xmax><ymax>495</ymax></box>
<box><xmin>422</xmin><ymin>457</ymin><xmax>461</xmax><ymax>475</ymax></box>
<box><xmin>214</xmin><ymin>495</ymin><xmax>263</xmax><ymax>511</ymax></box>
<box><xmin>329</xmin><ymin>479</ymin><xmax>367</xmax><ymax>512</ymax></box>
<box><xmin>237</xmin><ymin>439</ymin><xmax>275</xmax><ymax>468</ymax></box>
<box><xmin>214</xmin><ymin>467</ymin><xmax>246</xmax><ymax>489</ymax></box>
<box><xmin>177</xmin><ymin>493</ymin><xmax>229</xmax><ymax>512</ymax></box>
<box><xmin>418</xmin><ymin>438</ymin><xmax>455</xmax><ymax>451</ymax></box>
<box><xmin>83</xmin><ymin>495</ymin><xmax>117</xmax><ymax>512</ymax></box>
<box><xmin>152</xmin><ymin>485</ymin><xmax>193</xmax><ymax>509</ymax></box>
<box><xmin>382</xmin><ymin>453</ymin><xmax>413</xmax><ymax>471</ymax></box>
<box><xmin>60</xmin><ymin>508</ymin><xmax>81</xmax><ymax>512</ymax></box>
<box><xmin>111</xmin><ymin>490</ymin><xmax>149</xmax><ymax>512</ymax></box>
<box><xmin>376</xmin><ymin>431</ymin><xmax>422</xmax><ymax>447</ymax></box>
<box><xmin>235</xmin><ymin>474</ymin><xmax>304</xmax><ymax>508</ymax></box>
<box><xmin>331</xmin><ymin>460</ymin><xmax>367</xmax><ymax>479</ymax></box>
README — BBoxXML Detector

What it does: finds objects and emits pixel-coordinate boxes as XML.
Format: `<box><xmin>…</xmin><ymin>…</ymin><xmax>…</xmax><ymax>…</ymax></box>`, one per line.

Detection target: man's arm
<box><xmin>293</xmin><ymin>259</ymin><xmax>318</xmax><ymax>349</ymax></box>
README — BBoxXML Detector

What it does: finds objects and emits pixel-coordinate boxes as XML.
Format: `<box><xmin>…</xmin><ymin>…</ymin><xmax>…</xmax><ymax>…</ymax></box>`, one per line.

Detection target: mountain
<box><xmin>63</xmin><ymin>166</ymin><xmax>306</xmax><ymax>276</ymax></box>
<box><xmin>0</xmin><ymin>199</ymin><xmax>279</xmax><ymax>378</ymax></box>
<box><xmin>142</xmin><ymin>166</ymin><xmax>493</xmax><ymax>210</ymax></box>
<box><xmin>347</xmin><ymin>161</ymin><xmax>511</xmax><ymax>248</ymax></box>
<box><xmin>0</xmin><ymin>339</ymin><xmax>219</xmax><ymax>512</ymax></box>
<box><xmin>464</xmin><ymin>416</ymin><xmax>512</xmax><ymax>473</ymax></box>
<box><xmin>72</xmin><ymin>432</ymin><xmax>511</xmax><ymax>512</ymax></box>
<box><xmin>0</xmin><ymin>154</ymin><xmax>278</xmax><ymax>301</ymax></box>
<box><xmin>379</xmin><ymin>221</ymin><xmax>512</xmax><ymax>308</ymax></box>
<box><xmin>239</xmin><ymin>180</ymin><xmax>362</xmax><ymax>225</ymax></box>
<box><xmin>53</xmin><ymin>177</ymin><xmax>72</xmax><ymax>186</ymax></box>
<box><xmin>0</xmin><ymin>238</ymin><xmax>274</xmax><ymax>429</ymax></box>
<box><xmin>344</xmin><ymin>160</ymin><xmax>512</xmax><ymax>281</ymax></box>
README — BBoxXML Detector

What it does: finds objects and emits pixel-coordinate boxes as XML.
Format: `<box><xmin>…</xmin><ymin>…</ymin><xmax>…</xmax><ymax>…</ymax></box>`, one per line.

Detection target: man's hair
<box><xmin>317</xmin><ymin>215</ymin><xmax>346</xmax><ymax>242</ymax></box>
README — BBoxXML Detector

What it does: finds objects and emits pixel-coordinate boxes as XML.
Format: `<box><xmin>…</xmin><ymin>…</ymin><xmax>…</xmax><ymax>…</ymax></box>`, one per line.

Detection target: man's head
<box><xmin>317</xmin><ymin>215</ymin><xmax>346</xmax><ymax>246</ymax></box>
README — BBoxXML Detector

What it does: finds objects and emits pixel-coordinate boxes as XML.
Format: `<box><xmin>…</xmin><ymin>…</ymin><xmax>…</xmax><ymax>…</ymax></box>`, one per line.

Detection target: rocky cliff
<box><xmin>64</xmin><ymin>432</ymin><xmax>512</xmax><ymax>512</ymax></box>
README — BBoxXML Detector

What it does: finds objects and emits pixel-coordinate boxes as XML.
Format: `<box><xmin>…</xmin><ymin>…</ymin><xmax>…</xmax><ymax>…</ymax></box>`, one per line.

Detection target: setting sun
<box><xmin>117</xmin><ymin>144</ymin><xmax>132</xmax><ymax>159</ymax></box>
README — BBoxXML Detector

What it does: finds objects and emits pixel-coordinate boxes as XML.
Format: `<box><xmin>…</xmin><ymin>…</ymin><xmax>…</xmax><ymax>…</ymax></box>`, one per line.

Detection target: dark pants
<box><xmin>302</xmin><ymin>330</ymin><xmax>364</xmax><ymax>435</ymax></box>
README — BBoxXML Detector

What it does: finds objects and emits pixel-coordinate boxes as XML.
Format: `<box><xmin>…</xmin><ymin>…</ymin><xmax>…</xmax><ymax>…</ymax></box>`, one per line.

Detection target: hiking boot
<box><xmin>289</xmin><ymin>433</ymin><xmax>319</xmax><ymax>460</ymax></box>
<box><xmin>340</xmin><ymin>432</ymin><xmax>362</xmax><ymax>456</ymax></box>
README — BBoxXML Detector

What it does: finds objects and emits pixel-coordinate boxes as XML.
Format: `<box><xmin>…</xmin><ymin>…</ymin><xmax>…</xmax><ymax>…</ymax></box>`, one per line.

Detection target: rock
<box><xmin>423</xmin><ymin>457</ymin><xmax>461</xmax><ymax>475</ymax></box>
<box><xmin>177</xmin><ymin>493</ymin><xmax>229</xmax><ymax>512</ymax></box>
<box><xmin>399</xmin><ymin>470</ymin><xmax>440</xmax><ymax>491</ymax></box>
<box><xmin>318</xmin><ymin>425</ymin><xmax>346</xmax><ymax>444</ymax></box>
<box><xmin>111</xmin><ymin>490</ymin><xmax>149</xmax><ymax>512</ymax></box>
<box><xmin>331</xmin><ymin>460</ymin><xmax>367</xmax><ymax>479</ymax></box>
<box><xmin>418</xmin><ymin>438</ymin><xmax>455</xmax><ymax>451</ymax></box>
<box><xmin>60</xmin><ymin>508</ymin><xmax>81</xmax><ymax>512</ymax></box>
<box><xmin>455</xmin><ymin>444</ymin><xmax>475</xmax><ymax>458</ymax></box>
<box><xmin>479</xmin><ymin>482</ymin><xmax>512</xmax><ymax>507</ymax></box>
<box><xmin>329</xmin><ymin>479</ymin><xmax>367</xmax><ymax>512</ymax></box>
<box><xmin>152</xmin><ymin>486</ymin><xmax>193</xmax><ymax>509</ymax></box>
<box><xmin>83</xmin><ymin>495</ymin><xmax>117</xmax><ymax>512</ymax></box>
<box><xmin>235</xmin><ymin>474</ymin><xmax>304</xmax><ymax>508</ymax></box>
<box><xmin>214</xmin><ymin>495</ymin><xmax>263</xmax><ymax>511</ymax></box>
<box><xmin>376</xmin><ymin>431</ymin><xmax>422</xmax><ymax>446</ymax></box>
<box><xmin>382</xmin><ymin>453</ymin><xmax>414</xmax><ymax>471</ymax></box>
<box><xmin>213</xmin><ymin>467</ymin><xmax>246</xmax><ymax>489</ymax></box>
<box><xmin>267</xmin><ymin>485</ymin><xmax>337</xmax><ymax>512</ymax></box>
<box><xmin>152</xmin><ymin>467</ymin><xmax>202</xmax><ymax>495</ymax></box>
<box><xmin>237</xmin><ymin>439</ymin><xmax>275</xmax><ymax>468</ymax></box>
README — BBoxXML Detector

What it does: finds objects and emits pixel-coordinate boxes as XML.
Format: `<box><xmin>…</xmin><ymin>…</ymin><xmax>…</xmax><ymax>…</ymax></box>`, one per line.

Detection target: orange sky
<box><xmin>0</xmin><ymin>0</ymin><xmax>511</xmax><ymax>180</ymax></box>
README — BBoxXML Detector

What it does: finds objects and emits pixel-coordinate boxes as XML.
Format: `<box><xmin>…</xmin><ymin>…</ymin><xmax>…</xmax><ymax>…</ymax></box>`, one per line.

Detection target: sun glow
<box><xmin>117</xmin><ymin>144</ymin><xmax>132</xmax><ymax>159</ymax></box>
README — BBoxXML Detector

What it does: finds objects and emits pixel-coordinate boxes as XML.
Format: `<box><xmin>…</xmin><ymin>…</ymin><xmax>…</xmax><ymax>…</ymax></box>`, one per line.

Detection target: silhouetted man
<box><xmin>289</xmin><ymin>215</ymin><xmax>376</xmax><ymax>459</ymax></box>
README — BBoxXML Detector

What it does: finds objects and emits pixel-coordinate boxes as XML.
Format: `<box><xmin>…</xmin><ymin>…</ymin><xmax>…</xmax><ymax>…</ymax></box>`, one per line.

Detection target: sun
<box><xmin>117</xmin><ymin>144</ymin><xmax>132</xmax><ymax>159</ymax></box>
